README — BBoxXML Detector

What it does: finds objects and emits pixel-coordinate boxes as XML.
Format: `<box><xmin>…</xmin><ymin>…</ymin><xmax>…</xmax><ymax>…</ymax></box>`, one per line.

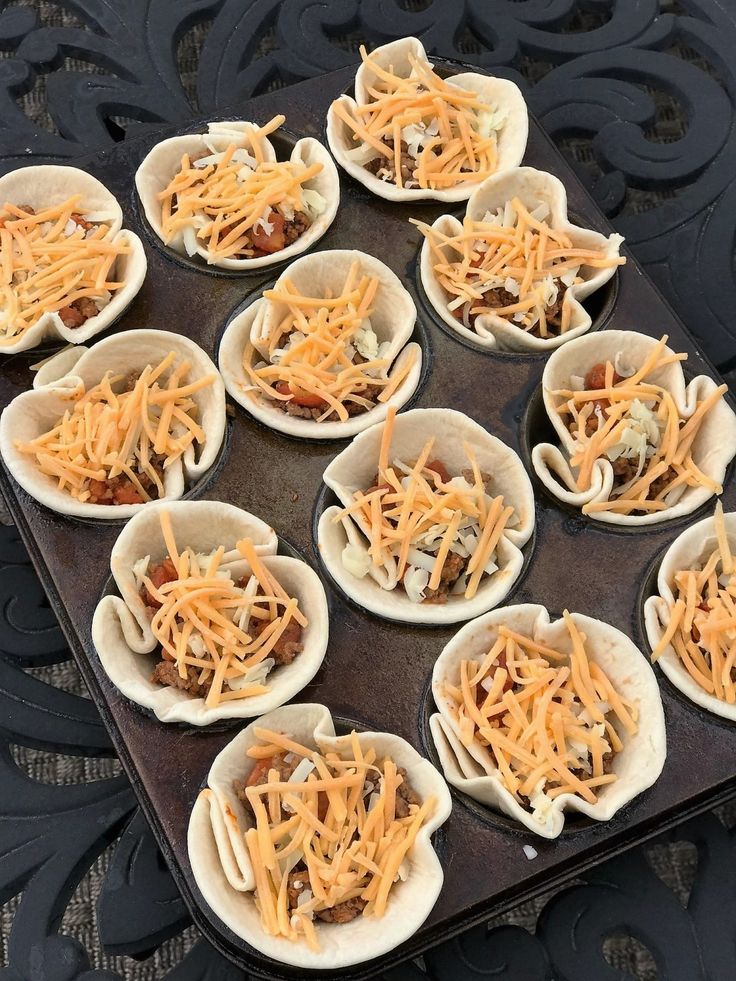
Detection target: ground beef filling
<box><xmin>6</xmin><ymin>205</ymin><xmax>103</xmax><ymax>329</ymax></box>
<box><xmin>171</xmin><ymin>167</ymin><xmax>311</xmax><ymax>258</ymax></box>
<box><xmin>58</xmin><ymin>296</ymin><xmax>101</xmax><ymax>328</ymax></box>
<box><xmin>365</xmin><ymin>459</ymin><xmax>493</xmax><ymax>605</ymax></box>
<box><xmin>146</xmin><ymin>563</ymin><xmax>303</xmax><ymax>691</ymax></box>
<box><xmin>476</xmin><ymin>660</ymin><xmax>616</xmax><ymax>807</ymax></box>
<box><xmin>454</xmin><ymin>284</ymin><xmax>568</xmax><ymax>338</ymax></box>
<box><xmin>271</xmin><ymin>350</ymin><xmax>382</xmax><ymax>420</ymax></box>
<box><xmin>571</xmin><ymin>362</ymin><xmax>677</xmax><ymax>504</ymax></box>
<box><xmin>86</xmin><ymin>452</ymin><xmax>166</xmax><ymax>506</ymax></box>
<box><xmin>233</xmin><ymin>753</ymin><xmax>420</xmax><ymax>924</ymax></box>
<box><xmin>364</xmin><ymin>125</ymin><xmax>473</xmax><ymax>189</ymax></box>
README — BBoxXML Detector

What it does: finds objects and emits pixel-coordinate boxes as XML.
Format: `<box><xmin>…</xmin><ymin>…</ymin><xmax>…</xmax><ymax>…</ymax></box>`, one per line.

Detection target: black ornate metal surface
<box><xmin>2</xmin><ymin>1</ymin><xmax>736</xmax><ymax>978</ymax></box>
<box><xmin>3</xmin><ymin>519</ymin><xmax>736</xmax><ymax>981</ymax></box>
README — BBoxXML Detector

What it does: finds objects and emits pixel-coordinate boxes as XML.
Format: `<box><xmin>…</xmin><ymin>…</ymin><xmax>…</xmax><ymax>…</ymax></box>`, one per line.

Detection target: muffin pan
<box><xmin>2</xmin><ymin>62</ymin><xmax>736</xmax><ymax>980</ymax></box>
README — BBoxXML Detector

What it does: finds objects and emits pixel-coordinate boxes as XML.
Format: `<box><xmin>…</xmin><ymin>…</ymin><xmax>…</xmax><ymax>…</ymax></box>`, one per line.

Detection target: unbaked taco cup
<box><xmin>187</xmin><ymin>702</ymin><xmax>452</xmax><ymax>968</ymax></box>
<box><xmin>218</xmin><ymin>249</ymin><xmax>422</xmax><ymax>438</ymax></box>
<box><xmin>430</xmin><ymin>603</ymin><xmax>667</xmax><ymax>838</ymax></box>
<box><xmin>645</xmin><ymin>507</ymin><xmax>736</xmax><ymax>721</ymax></box>
<box><xmin>327</xmin><ymin>37</ymin><xmax>528</xmax><ymax>203</ymax></box>
<box><xmin>91</xmin><ymin>502</ymin><xmax>328</xmax><ymax>725</ymax></box>
<box><xmin>0</xmin><ymin>165</ymin><xmax>147</xmax><ymax>353</ymax></box>
<box><xmin>531</xmin><ymin>330</ymin><xmax>736</xmax><ymax>525</ymax></box>
<box><xmin>418</xmin><ymin>167</ymin><xmax>624</xmax><ymax>352</ymax></box>
<box><xmin>0</xmin><ymin>329</ymin><xmax>226</xmax><ymax>519</ymax></box>
<box><xmin>317</xmin><ymin>407</ymin><xmax>535</xmax><ymax>624</ymax></box>
<box><xmin>135</xmin><ymin>118</ymin><xmax>339</xmax><ymax>271</ymax></box>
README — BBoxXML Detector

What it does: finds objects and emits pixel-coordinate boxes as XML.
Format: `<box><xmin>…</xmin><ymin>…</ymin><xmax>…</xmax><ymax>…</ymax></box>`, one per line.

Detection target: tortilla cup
<box><xmin>91</xmin><ymin>502</ymin><xmax>328</xmax><ymax>725</ymax></box>
<box><xmin>327</xmin><ymin>37</ymin><xmax>528</xmax><ymax>203</ymax></box>
<box><xmin>219</xmin><ymin>249</ymin><xmax>422</xmax><ymax>438</ymax></box>
<box><xmin>419</xmin><ymin>167</ymin><xmax>623</xmax><ymax>352</ymax></box>
<box><xmin>0</xmin><ymin>165</ymin><xmax>147</xmax><ymax>353</ymax></box>
<box><xmin>317</xmin><ymin>407</ymin><xmax>535</xmax><ymax>624</ymax></box>
<box><xmin>644</xmin><ymin>508</ymin><xmax>736</xmax><ymax>720</ymax></box>
<box><xmin>430</xmin><ymin>603</ymin><xmax>666</xmax><ymax>837</ymax></box>
<box><xmin>531</xmin><ymin>330</ymin><xmax>736</xmax><ymax>525</ymax></box>
<box><xmin>187</xmin><ymin>702</ymin><xmax>452</xmax><ymax>968</ymax></box>
<box><xmin>0</xmin><ymin>329</ymin><xmax>227</xmax><ymax>519</ymax></box>
<box><xmin>135</xmin><ymin>120</ymin><xmax>339</xmax><ymax>270</ymax></box>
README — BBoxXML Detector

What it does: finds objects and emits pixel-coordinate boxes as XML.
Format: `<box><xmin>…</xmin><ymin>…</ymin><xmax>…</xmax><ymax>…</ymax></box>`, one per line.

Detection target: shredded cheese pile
<box><xmin>334</xmin><ymin>407</ymin><xmax>516</xmax><ymax>602</ymax></box>
<box><xmin>242</xmin><ymin>261</ymin><xmax>415</xmax><ymax>421</ymax></box>
<box><xmin>15</xmin><ymin>352</ymin><xmax>215</xmax><ymax>503</ymax></box>
<box><xmin>138</xmin><ymin>512</ymin><xmax>306</xmax><ymax>707</ymax></box>
<box><xmin>157</xmin><ymin>115</ymin><xmax>324</xmax><ymax>261</ymax></box>
<box><xmin>442</xmin><ymin>611</ymin><xmax>638</xmax><ymax>821</ymax></box>
<box><xmin>652</xmin><ymin>503</ymin><xmax>736</xmax><ymax>703</ymax></box>
<box><xmin>332</xmin><ymin>45</ymin><xmax>505</xmax><ymax>190</ymax></box>
<box><xmin>241</xmin><ymin>727</ymin><xmax>434</xmax><ymax>948</ymax></box>
<box><xmin>413</xmin><ymin>200</ymin><xmax>624</xmax><ymax>337</ymax></box>
<box><xmin>0</xmin><ymin>195</ymin><xmax>129</xmax><ymax>344</ymax></box>
<box><xmin>554</xmin><ymin>335</ymin><xmax>727</xmax><ymax>516</ymax></box>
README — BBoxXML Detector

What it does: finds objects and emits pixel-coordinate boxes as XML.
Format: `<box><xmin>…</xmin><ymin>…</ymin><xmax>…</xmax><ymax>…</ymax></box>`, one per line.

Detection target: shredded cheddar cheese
<box><xmin>553</xmin><ymin>335</ymin><xmax>727</xmax><ymax>516</ymax></box>
<box><xmin>139</xmin><ymin>511</ymin><xmax>307</xmax><ymax>707</ymax></box>
<box><xmin>333</xmin><ymin>407</ymin><xmax>516</xmax><ymax>602</ymax></box>
<box><xmin>0</xmin><ymin>196</ymin><xmax>129</xmax><ymax>344</ymax></box>
<box><xmin>442</xmin><ymin>611</ymin><xmax>637</xmax><ymax>820</ymax></box>
<box><xmin>15</xmin><ymin>352</ymin><xmax>215</xmax><ymax>505</ymax></box>
<box><xmin>238</xmin><ymin>727</ymin><xmax>433</xmax><ymax>948</ymax></box>
<box><xmin>332</xmin><ymin>45</ymin><xmax>506</xmax><ymax>190</ymax></box>
<box><xmin>651</xmin><ymin>502</ymin><xmax>736</xmax><ymax>703</ymax></box>
<box><xmin>157</xmin><ymin>115</ymin><xmax>324</xmax><ymax>261</ymax></box>
<box><xmin>242</xmin><ymin>261</ymin><xmax>415</xmax><ymax>422</ymax></box>
<box><xmin>413</xmin><ymin>200</ymin><xmax>624</xmax><ymax>338</ymax></box>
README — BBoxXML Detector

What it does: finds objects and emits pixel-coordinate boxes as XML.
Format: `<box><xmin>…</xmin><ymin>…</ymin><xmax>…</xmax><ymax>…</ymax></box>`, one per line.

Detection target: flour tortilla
<box><xmin>0</xmin><ymin>329</ymin><xmax>226</xmax><ymax>519</ymax></box>
<box><xmin>135</xmin><ymin>120</ymin><xmax>339</xmax><ymax>270</ymax></box>
<box><xmin>531</xmin><ymin>330</ymin><xmax>736</xmax><ymax>525</ymax></box>
<box><xmin>645</xmin><ymin>508</ymin><xmax>736</xmax><ymax>720</ymax></box>
<box><xmin>327</xmin><ymin>37</ymin><xmax>528</xmax><ymax>203</ymax></box>
<box><xmin>419</xmin><ymin>167</ymin><xmax>623</xmax><ymax>352</ymax></box>
<box><xmin>431</xmin><ymin>603</ymin><xmax>667</xmax><ymax>838</ymax></box>
<box><xmin>317</xmin><ymin>407</ymin><xmax>535</xmax><ymax>624</ymax></box>
<box><xmin>187</xmin><ymin>703</ymin><xmax>452</xmax><ymax>968</ymax></box>
<box><xmin>91</xmin><ymin>502</ymin><xmax>327</xmax><ymax>725</ymax></box>
<box><xmin>218</xmin><ymin>249</ymin><xmax>422</xmax><ymax>438</ymax></box>
<box><xmin>0</xmin><ymin>165</ymin><xmax>147</xmax><ymax>353</ymax></box>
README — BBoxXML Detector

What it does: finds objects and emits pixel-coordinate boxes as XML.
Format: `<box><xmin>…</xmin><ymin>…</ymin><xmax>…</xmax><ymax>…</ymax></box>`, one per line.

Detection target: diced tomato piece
<box><xmin>112</xmin><ymin>482</ymin><xmax>144</xmax><ymax>505</ymax></box>
<box><xmin>145</xmin><ymin>557</ymin><xmax>178</xmax><ymax>607</ymax></box>
<box><xmin>426</xmin><ymin>459</ymin><xmax>451</xmax><ymax>483</ymax></box>
<box><xmin>274</xmin><ymin>380</ymin><xmax>326</xmax><ymax>408</ymax></box>
<box><xmin>246</xmin><ymin>756</ymin><xmax>275</xmax><ymax>787</ymax></box>
<box><xmin>250</xmin><ymin>211</ymin><xmax>286</xmax><ymax>253</ymax></box>
<box><xmin>584</xmin><ymin>363</ymin><xmax>623</xmax><ymax>391</ymax></box>
<box><xmin>87</xmin><ymin>479</ymin><xmax>110</xmax><ymax>501</ymax></box>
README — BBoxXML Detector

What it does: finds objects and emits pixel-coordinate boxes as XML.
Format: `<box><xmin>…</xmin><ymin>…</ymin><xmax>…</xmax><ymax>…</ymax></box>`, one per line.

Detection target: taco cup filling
<box><xmin>14</xmin><ymin>351</ymin><xmax>216</xmax><ymax>505</ymax></box>
<box><xmin>0</xmin><ymin>197</ymin><xmax>131</xmax><ymax>345</ymax></box>
<box><xmin>242</xmin><ymin>261</ymin><xmax>416</xmax><ymax>422</ymax></box>
<box><xmin>331</xmin><ymin>46</ymin><xmax>507</xmax><ymax>192</ymax></box>
<box><xmin>440</xmin><ymin>611</ymin><xmax>637</xmax><ymax>820</ymax></box>
<box><xmin>651</xmin><ymin>502</ymin><xmax>736</xmax><ymax>704</ymax></box>
<box><xmin>553</xmin><ymin>335</ymin><xmax>727</xmax><ymax>516</ymax></box>
<box><xmin>414</xmin><ymin>200</ymin><xmax>624</xmax><ymax>338</ymax></box>
<box><xmin>157</xmin><ymin>115</ymin><xmax>326</xmax><ymax>262</ymax></box>
<box><xmin>334</xmin><ymin>408</ymin><xmax>518</xmax><ymax>604</ymax></box>
<box><xmin>230</xmin><ymin>725</ymin><xmax>433</xmax><ymax>948</ymax></box>
<box><xmin>135</xmin><ymin>511</ymin><xmax>307</xmax><ymax>706</ymax></box>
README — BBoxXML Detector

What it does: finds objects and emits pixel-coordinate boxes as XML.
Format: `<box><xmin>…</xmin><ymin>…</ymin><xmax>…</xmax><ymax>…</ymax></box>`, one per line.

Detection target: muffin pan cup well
<box><xmin>2</xmin><ymin>63</ymin><xmax>736</xmax><ymax>981</ymax></box>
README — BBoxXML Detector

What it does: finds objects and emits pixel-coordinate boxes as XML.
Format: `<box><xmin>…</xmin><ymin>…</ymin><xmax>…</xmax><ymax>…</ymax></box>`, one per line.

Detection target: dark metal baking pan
<box><xmin>2</xmin><ymin>62</ymin><xmax>736</xmax><ymax>980</ymax></box>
